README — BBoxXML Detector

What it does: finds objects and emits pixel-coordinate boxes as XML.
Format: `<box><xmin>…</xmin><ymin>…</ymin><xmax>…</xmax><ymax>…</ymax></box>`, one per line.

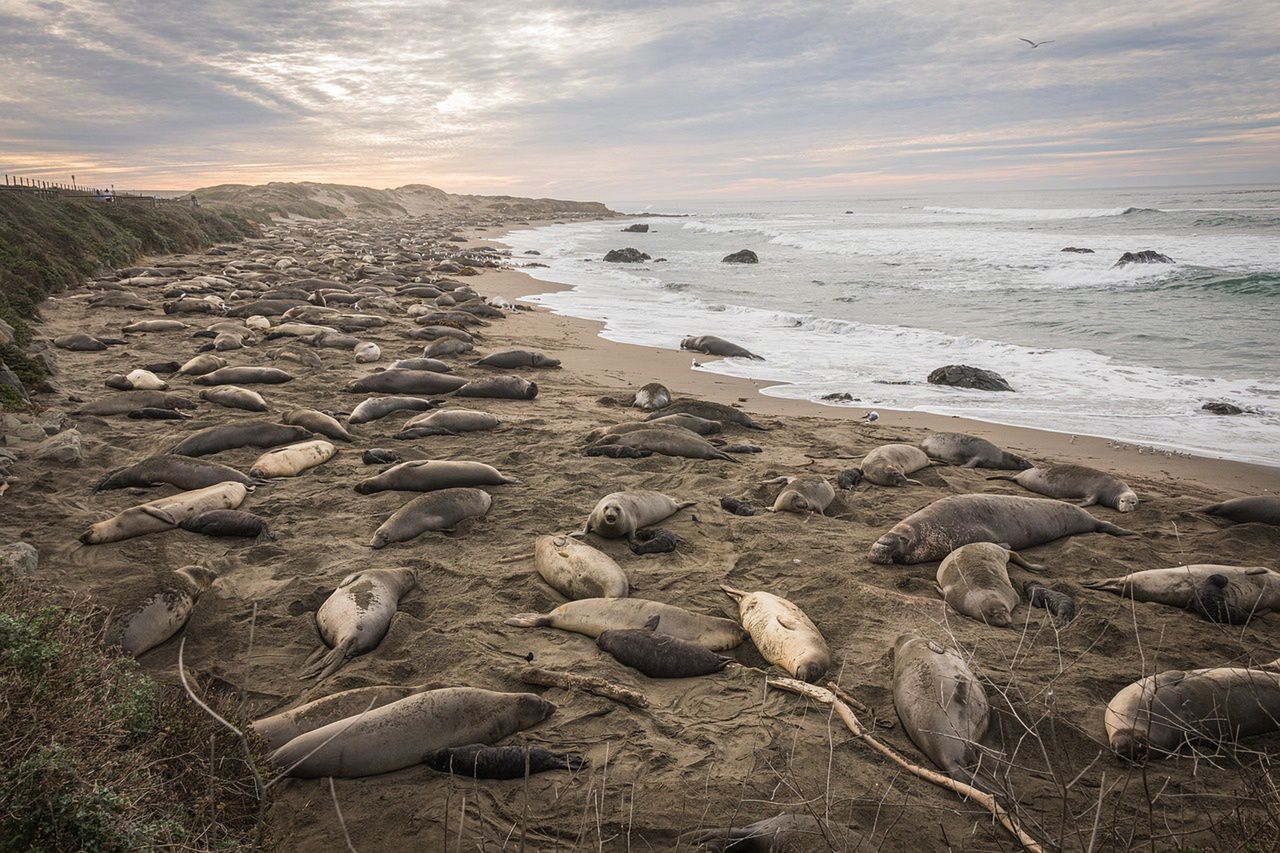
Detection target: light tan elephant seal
<box><xmin>1084</xmin><ymin>564</ymin><xmax>1280</xmax><ymax>624</ymax></box>
<box><xmin>936</xmin><ymin>543</ymin><xmax>1042</xmax><ymax>627</ymax></box>
<box><xmin>112</xmin><ymin>566</ymin><xmax>218</xmax><ymax>656</ymax></box>
<box><xmin>371</xmin><ymin>488</ymin><xmax>491</xmax><ymax>547</ymax></box>
<box><xmin>249</xmin><ymin>439</ymin><xmax>336</xmax><ymax>478</ymax></box>
<box><xmin>854</xmin><ymin>444</ymin><xmax>933</xmax><ymax>487</ymax></box>
<box><xmin>722</xmin><ymin>585</ymin><xmax>829</xmax><ymax>682</ymax></box>
<box><xmin>578</xmin><ymin>490</ymin><xmax>695</xmax><ymax>540</ymax></box>
<box><xmin>989</xmin><ymin>464</ymin><xmax>1138</xmax><ymax>511</ymax></box>
<box><xmin>767</xmin><ymin>475</ymin><xmax>835</xmax><ymax>514</ymax></box>
<box><xmin>505</xmin><ymin>598</ymin><xmax>745</xmax><ymax>650</ymax></box>
<box><xmin>535</xmin><ymin>535</ymin><xmax>629</xmax><ymax>599</ymax></box>
<box><xmin>80</xmin><ymin>482</ymin><xmax>248</xmax><ymax>544</ymax></box>
<box><xmin>251</xmin><ymin>684</ymin><xmax>430</xmax><ymax>751</ymax></box>
<box><xmin>299</xmin><ymin>567</ymin><xmax>417</xmax><ymax>680</ymax></box>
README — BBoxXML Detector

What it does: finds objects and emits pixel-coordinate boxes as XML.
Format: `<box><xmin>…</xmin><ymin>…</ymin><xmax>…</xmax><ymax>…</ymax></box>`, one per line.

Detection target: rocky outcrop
<box><xmin>1201</xmin><ymin>401</ymin><xmax>1247</xmax><ymax>416</ymax></box>
<box><xmin>604</xmin><ymin>248</ymin><xmax>651</xmax><ymax>263</ymax></box>
<box><xmin>722</xmin><ymin>249</ymin><xmax>758</xmax><ymax>264</ymax></box>
<box><xmin>1061</xmin><ymin>247</ymin><xmax>1094</xmax><ymax>253</ymax></box>
<box><xmin>622</xmin><ymin>224</ymin><xmax>649</xmax><ymax>233</ymax></box>
<box><xmin>34</xmin><ymin>429</ymin><xmax>82</xmax><ymax>464</ymax></box>
<box><xmin>0</xmin><ymin>542</ymin><xmax>37</xmax><ymax>577</ymax></box>
<box><xmin>927</xmin><ymin>365</ymin><xmax>1014</xmax><ymax>392</ymax></box>
<box><xmin>1114</xmin><ymin>250</ymin><xmax>1174</xmax><ymax>267</ymax></box>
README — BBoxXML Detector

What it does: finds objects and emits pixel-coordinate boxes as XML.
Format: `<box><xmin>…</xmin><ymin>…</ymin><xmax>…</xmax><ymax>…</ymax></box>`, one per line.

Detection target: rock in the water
<box><xmin>1114</xmin><ymin>250</ymin><xmax>1173</xmax><ymax>267</ymax></box>
<box><xmin>821</xmin><ymin>392</ymin><xmax>853</xmax><ymax>402</ymax></box>
<box><xmin>1060</xmin><ymin>247</ymin><xmax>1095</xmax><ymax>253</ymax></box>
<box><xmin>621</xmin><ymin>223</ymin><xmax>649</xmax><ymax>233</ymax></box>
<box><xmin>927</xmin><ymin>365</ymin><xmax>1014</xmax><ymax>392</ymax></box>
<box><xmin>721</xmin><ymin>249</ymin><xmax>758</xmax><ymax>264</ymax></box>
<box><xmin>1202</xmin><ymin>401</ymin><xmax>1245</xmax><ymax>416</ymax></box>
<box><xmin>0</xmin><ymin>542</ymin><xmax>38</xmax><ymax>577</ymax></box>
<box><xmin>604</xmin><ymin>248</ymin><xmax>650</xmax><ymax>263</ymax></box>
<box><xmin>34</xmin><ymin>429</ymin><xmax>82</xmax><ymax>464</ymax></box>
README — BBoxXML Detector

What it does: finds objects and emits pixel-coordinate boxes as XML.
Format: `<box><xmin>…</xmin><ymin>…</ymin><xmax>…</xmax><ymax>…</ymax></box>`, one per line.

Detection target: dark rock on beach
<box><xmin>1114</xmin><ymin>250</ymin><xmax>1174</xmax><ymax>267</ymax></box>
<box><xmin>604</xmin><ymin>248</ymin><xmax>650</xmax><ymax>263</ymax></box>
<box><xmin>1201</xmin><ymin>401</ymin><xmax>1245</xmax><ymax>416</ymax></box>
<box><xmin>1060</xmin><ymin>247</ymin><xmax>1095</xmax><ymax>253</ymax></box>
<box><xmin>927</xmin><ymin>364</ymin><xmax>1014</xmax><ymax>392</ymax></box>
<box><xmin>721</xmin><ymin>249</ymin><xmax>758</xmax><ymax>264</ymax></box>
<box><xmin>621</xmin><ymin>223</ymin><xmax>649</xmax><ymax>233</ymax></box>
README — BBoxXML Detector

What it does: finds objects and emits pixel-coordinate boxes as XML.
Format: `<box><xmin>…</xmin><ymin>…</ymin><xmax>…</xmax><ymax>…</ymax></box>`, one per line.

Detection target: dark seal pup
<box><xmin>424</xmin><ymin>744</ymin><xmax>586</xmax><ymax>778</ymax></box>
<box><xmin>596</xmin><ymin>615</ymin><xmax>731</xmax><ymax>678</ymax></box>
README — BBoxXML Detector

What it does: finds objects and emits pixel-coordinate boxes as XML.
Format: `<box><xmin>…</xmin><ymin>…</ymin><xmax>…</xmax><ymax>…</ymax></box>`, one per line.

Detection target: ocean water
<box><xmin>500</xmin><ymin>187</ymin><xmax>1280</xmax><ymax>466</ymax></box>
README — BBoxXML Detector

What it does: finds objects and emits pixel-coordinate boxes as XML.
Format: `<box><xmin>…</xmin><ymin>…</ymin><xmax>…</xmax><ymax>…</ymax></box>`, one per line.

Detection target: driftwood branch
<box><xmin>767</xmin><ymin>676</ymin><xmax>1044</xmax><ymax>853</ymax></box>
<box><xmin>519</xmin><ymin>666</ymin><xmax>649</xmax><ymax>708</ymax></box>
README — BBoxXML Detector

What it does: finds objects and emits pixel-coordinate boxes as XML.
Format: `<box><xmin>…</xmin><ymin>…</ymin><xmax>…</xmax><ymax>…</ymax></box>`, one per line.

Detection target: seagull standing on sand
<box><xmin>1018</xmin><ymin>38</ymin><xmax>1054</xmax><ymax>48</ymax></box>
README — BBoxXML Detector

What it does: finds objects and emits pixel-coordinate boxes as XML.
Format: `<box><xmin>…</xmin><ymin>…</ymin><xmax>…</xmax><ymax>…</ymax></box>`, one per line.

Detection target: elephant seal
<box><xmin>680</xmin><ymin>335</ymin><xmax>764</xmax><ymax>360</ymax></box>
<box><xmin>249</xmin><ymin>440</ymin><xmax>336</xmax><ymax>478</ymax></box>
<box><xmin>597</xmin><ymin>615</ymin><xmax>731</xmax><ymax>678</ymax></box>
<box><xmin>117</xmin><ymin>369</ymin><xmax>169</xmax><ymax>391</ymax></box>
<box><xmin>172</xmin><ymin>422</ymin><xmax>313</xmax><ymax>457</ymax></box>
<box><xmin>935</xmin><ymin>543</ymin><xmax>1040</xmax><ymax>627</ymax></box>
<box><xmin>81</xmin><ymin>482</ymin><xmax>249</xmax><ymax>544</ymax></box>
<box><xmin>251</xmin><ymin>684</ymin><xmax>430</xmax><ymax>751</ymax></box>
<box><xmin>989</xmin><ymin>465</ymin><xmax>1138</xmax><ymax>511</ymax></box>
<box><xmin>371</xmin><ymin>488</ymin><xmax>492</xmax><ymax>547</ymax></box>
<box><xmin>299</xmin><ymin>567</ymin><xmax>418</xmax><ymax>680</ymax></box>
<box><xmin>1105</xmin><ymin>662</ymin><xmax>1280</xmax><ymax>761</ymax></box>
<box><xmin>1023</xmin><ymin>581</ymin><xmax>1077</xmax><ymax>627</ymax></box>
<box><xmin>268</xmin><ymin>687</ymin><xmax>555</xmax><ymax>778</ymax></box>
<box><xmin>767</xmin><ymin>475</ymin><xmax>835</xmax><ymax>514</ymax></box>
<box><xmin>647</xmin><ymin>400</ymin><xmax>766</xmax><ymax>430</ymax></box>
<box><xmin>585</xmin><ymin>445</ymin><xmax>651</xmax><ymax>459</ymax></box>
<box><xmin>474</xmin><ymin>350</ymin><xmax>561</xmax><ymax>369</ymax></box>
<box><xmin>583</xmin><ymin>421</ymin><xmax>705</xmax><ymax>443</ymax></box>
<box><xmin>92</xmin><ymin>455</ymin><xmax>257</xmax><ymax>493</ymax></box>
<box><xmin>355</xmin><ymin>460</ymin><xmax>519</xmax><ymax>494</ymax></box>
<box><xmin>628</xmin><ymin>527</ymin><xmax>678</xmax><ymax>554</ymax></box>
<box><xmin>411</xmin><ymin>325</ymin><xmax>475</xmax><ymax>342</ymax></box>
<box><xmin>347</xmin><ymin>369</ymin><xmax>467</xmax><ymax>395</ymax></box>
<box><xmin>720</xmin><ymin>497</ymin><xmax>756</xmax><ymax>516</ymax></box>
<box><xmin>199</xmin><ymin>386</ymin><xmax>269</xmax><ymax>412</ymax></box>
<box><xmin>579</xmin><ymin>490</ymin><xmax>695</xmax><ymax>539</ymax></box>
<box><xmin>126</xmin><ymin>407</ymin><xmax>192</xmax><ymax>421</ymax></box>
<box><xmin>283</xmin><ymin>408</ymin><xmax>354</xmax><ymax>442</ymax></box>
<box><xmin>424</xmin><ymin>338</ymin><xmax>474</xmax><ymax>358</ymax></box>
<box><xmin>1192</xmin><ymin>496</ymin><xmax>1280</xmax><ymax>526</ymax></box>
<box><xmin>869</xmin><ymin>494</ymin><xmax>1133</xmax><ymax>565</ymax></box>
<box><xmin>112</xmin><ymin>566</ymin><xmax>218</xmax><ymax>657</ymax></box>
<box><xmin>722</xmin><ymin>585</ymin><xmax>829</xmax><ymax>682</ymax></box>
<box><xmin>179</xmin><ymin>509</ymin><xmax>271</xmax><ymax>538</ymax></box>
<box><xmin>348</xmin><ymin>396</ymin><xmax>442</xmax><ymax>425</ymax></box>
<box><xmin>396</xmin><ymin>409</ymin><xmax>500</xmax><ymax>438</ymax></box>
<box><xmin>633</xmin><ymin>382</ymin><xmax>671</xmax><ymax>411</ymax></box>
<box><xmin>354</xmin><ymin>341</ymin><xmax>381</xmax><ymax>363</ymax></box>
<box><xmin>644</xmin><ymin>413</ymin><xmax>722</xmax><ymax>435</ymax></box>
<box><xmin>388</xmin><ymin>357</ymin><xmax>451</xmax><ymax>373</ymax></box>
<box><xmin>454</xmin><ymin>376</ymin><xmax>538</xmax><ymax>399</ymax></box>
<box><xmin>893</xmin><ymin>631</ymin><xmax>991</xmax><ymax>785</ymax></box>
<box><xmin>535</xmin><ymin>535</ymin><xmax>628</xmax><ymax>599</ymax></box>
<box><xmin>77</xmin><ymin>391</ymin><xmax>194</xmax><ymax>416</ymax></box>
<box><xmin>1083</xmin><ymin>565</ymin><xmax>1280</xmax><ymax>623</ymax></box>
<box><xmin>921</xmin><ymin>432</ymin><xmax>1031</xmax><ymax>470</ymax></box>
<box><xmin>193</xmin><ymin>366</ymin><xmax>294</xmax><ymax>386</ymax></box>
<box><xmin>592</xmin><ymin>429</ymin><xmax>738</xmax><ymax>462</ymax></box>
<box><xmin>692</xmin><ymin>815</ymin><xmax>833</xmax><ymax>853</ymax></box>
<box><xmin>506</xmin><ymin>598</ymin><xmax>747</xmax><ymax>650</ymax></box>
<box><xmin>425</xmin><ymin>744</ymin><xmax>586</xmax><ymax>778</ymax></box>
<box><xmin>55</xmin><ymin>333</ymin><xmax>120</xmax><ymax>351</ymax></box>
<box><xmin>853</xmin><ymin>444</ymin><xmax>933</xmax><ymax>487</ymax></box>
<box><xmin>123</xmin><ymin>319</ymin><xmax>188</xmax><ymax>333</ymax></box>
<box><xmin>176</xmin><ymin>354</ymin><xmax>228</xmax><ymax>376</ymax></box>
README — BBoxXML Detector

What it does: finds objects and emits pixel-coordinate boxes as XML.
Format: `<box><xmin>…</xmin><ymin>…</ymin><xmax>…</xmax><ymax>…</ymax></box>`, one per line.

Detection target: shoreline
<box><xmin>467</xmin><ymin>223</ymin><xmax>1278</xmax><ymax>494</ymax></box>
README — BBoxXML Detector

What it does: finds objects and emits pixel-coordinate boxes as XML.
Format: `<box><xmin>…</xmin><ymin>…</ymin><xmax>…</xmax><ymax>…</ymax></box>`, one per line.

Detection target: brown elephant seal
<box><xmin>354</xmin><ymin>341</ymin><xmax>381</xmax><ymax>363</ymax></box>
<box><xmin>1192</xmin><ymin>496</ymin><xmax>1280</xmax><ymax>526</ymax></box>
<box><xmin>633</xmin><ymin>382</ymin><xmax>671</xmax><ymax>410</ymax></box>
<box><xmin>869</xmin><ymin>494</ymin><xmax>1134</xmax><ymax>565</ymax></box>
<box><xmin>193</xmin><ymin>366</ymin><xmax>294</xmax><ymax>385</ymax></box>
<box><xmin>505</xmin><ymin>598</ymin><xmax>746</xmax><ymax>650</ymax></box>
<box><xmin>921</xmin><ymin>432</ymin><xmax>1031</xmax><ymax>469</ymax></box>
<box><xmin>172</xmin><ymin>421</ymin><xmax>313</xmax><ymax>457</ymax></box>
<box><xmin>767</xmin><ymin>475</ymin><xmax>835</xmax><ymax>513</ymax></box>
<box><xmin>425</xmin><ymin>744</ymin><xmax>586</xmax><ymax>778</ymax></box>
<box><xmin>112</xmin><ymin>566</ymin><xmax>218</xmax><ymax>656</ymax></box>
<box><xmin>346</xmin><ymin>369</ymin><xmax>467</xmax><ymax>395</ymax></box>
<box><xmin>647</xmin><ymin>400</ymin><xmax>766</xmax><ymax>430</ymax></box>
<box><xmin>935</xmin><ymin>543</ymin><xmax>1041</xmax><ymax>627</ymax></box>
<box><xmin>853</xmin><ymin>444</ymin><xmax>933</xmax><ymax>487</ymax></box>
<box><xmin>76</xmin><ymin>391</ymin><xmax>194</xmax><ymax>416</ymax></box>
<box><xmin>55</xmin><ymin>333</ymin><xmax>121</xmax><ymax>351</ymax></box>
<box><xmin>592</xmin><ymin>429</ymin><xmax>738</xmax><ymax>463</ymax></box>
<box><xmin>81</xmin><ymin>482</ymin><xmax>249</xmax><ymax>544</ymax></box>
<box><xmin>283</xmin><ymin>407</ymin><xmax>354</xmax><ymax>442</ymax></box>
<box><xmin>535</xmin><ymin>535</ymin><xmax>628</xmax><ymax>599</ymax></box>
<box><xmin>583</xmin><ymin>421</ymin><xmax>705</xmax><ymax>443</ymax></box>
<box><xmin>269</xmin><ymin>688</ymin><xmax>554</xmax><ymax>778</ymax></box>
<box><xmin>348</xmin><ymin>395</ymin><xmax>443</xmax><ymax>425</ymax></box>
<box><xmin>199</xmin><ymin>386</ymin><xmax>269</xmax><ymax>412</ymax></box>
<box><xmin>179</xmin><ymin>509</ymin><xmax>271</xmax><ymax>538</ymax></box>
<box><xmin>176</xmin><ymin>354</ymin><xmax>227</xmax><ymax>376</ymax></box>
<box><xmin>644</xmin><ymin>413</ymin><xmax>722</xmax><ymax>435</ymax></box>
<box><xmin>299</xmin><ymin>567</ymin><xmax>418</xmax><ymax>680</ymax></box>
<box><xmin>388</xmin><ymin>357</ymin><xmax>451</xmax><ymax>373</ymax></box>
<box><xmin>893</xmin><ymin>631</ymin><xmax>991</xmax><ymax>785</ymax></box>
<box><xmin>722</xmin><ymin>585</ymin><xmax>829</xmax><ymax>682</ymax></box>
<box><xmin>249</xmin><ymin>440</ymin><xmax>336</xmax><ymax>478</ymax></box>
<box><xmin>454</xmin><ymin>376</ymin><xmax>538</xmax><ymax>399</ymax></box>
<box><xmin>1105</xmin><ymin>661</ymin><xmax>1280</xmax><ymax>761</ymax></box>
<box><xmin>411</xmin><ymin>325</ymin><xmax>475</xmax><ymax>342</ymax></box>
<box><xmin>1083</xmin><ymin>565</ymin><xmax>1280</xmax><ymax>624</ymax></box>
<box><xmin>691</xmin><ymin>814</ymin><xmax>834</xmax><ymax>853</ymax></box>
<box><xmin>127</xmin><ymin>407</ymin><xmax>191</xmax><ymax>421</ymax></box>
<box><xmin>681</xmin><ymin>335</ymin><xmax>764</xmax><ymax>360</ymax></box>
<box><xmin>597</xmin><ymin>615</ymin><xmax>731</xmax><ymax>678</ymax></box>
<box><xmin>371</xmin><ymin>488</ymin><xmax>492</xmax><ymax>547</ymax></box>
<box><xmin>424</xmin><ymin>338</ymin><xmax>474</xmax><ymax>358</ymax></box>
<box><xmin>396</xmin><ymin>409</ymin><xmax>500</xmax><ymax>438</ymax></box>
<box><xmin>92</xmin><ymin>455</ymin><xmax>257</xmax><ymax>493</ymax></box>
<box><xmin>251</xmin><ymin>684</ymin><xmax>430</xmax><ymax>751</ymax></box>
<box><xmin>474</xmin><ymin>350</ymin><xmax>561</xmax><ymax>369</ymax></box>
<box><xmin>355</xmin><ymin>460</ymin><xmax>519</xmax><ymax>494</ymax></box>
<box><xmin>578</xmin><ymin>490</ymin><xmax>695</xmax><ymax>539</ymax></box>
<box><xmin>989</xmin><ymin>464</ymin><xmax>1138</xmax><ymax>511</ymax></box>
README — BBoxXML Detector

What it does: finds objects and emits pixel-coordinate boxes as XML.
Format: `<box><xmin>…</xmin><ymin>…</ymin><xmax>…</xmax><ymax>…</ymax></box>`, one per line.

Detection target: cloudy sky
<box><xmin>1</xmin><ymin>0</ymin><xmax>1277</xmax><ymax>201</ymax></box>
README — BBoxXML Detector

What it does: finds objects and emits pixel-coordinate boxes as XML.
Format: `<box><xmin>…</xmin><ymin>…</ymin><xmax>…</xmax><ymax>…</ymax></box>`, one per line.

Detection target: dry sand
<box><xmin>1</xmin><ymin>216</ymin><xmax>1278</xmax><ymax>851</ymax></box>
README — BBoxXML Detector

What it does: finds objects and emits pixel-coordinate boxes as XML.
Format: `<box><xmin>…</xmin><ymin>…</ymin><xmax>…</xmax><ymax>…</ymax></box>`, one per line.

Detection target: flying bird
<box><xmin>1018</xmin><ymin>38</ymin><xmax>1055</xmax><ymax>48</ymax></box>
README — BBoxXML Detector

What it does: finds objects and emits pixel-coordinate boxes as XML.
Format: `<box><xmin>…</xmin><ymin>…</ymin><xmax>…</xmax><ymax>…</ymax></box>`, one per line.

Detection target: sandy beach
<box><xmin>2</xmin><ymin>214</ymin><xmax>1278</xmax><ymax>851</ymax></box>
